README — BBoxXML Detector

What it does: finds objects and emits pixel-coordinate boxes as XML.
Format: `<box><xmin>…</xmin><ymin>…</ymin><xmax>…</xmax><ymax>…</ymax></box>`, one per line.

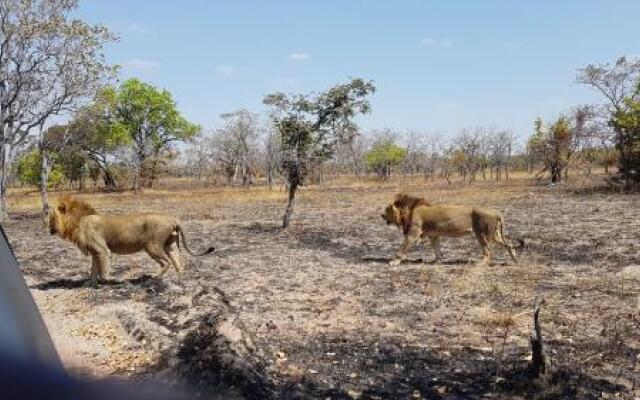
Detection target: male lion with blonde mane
<box><xmin>48</xmin><ymin>196</ymin><xmax>214</xmax><ymax>284</ymax></box>
<box><xmin>381</xmin><ymin>193</ymin><xmax>523</xmax><ymax>266</ymax></box>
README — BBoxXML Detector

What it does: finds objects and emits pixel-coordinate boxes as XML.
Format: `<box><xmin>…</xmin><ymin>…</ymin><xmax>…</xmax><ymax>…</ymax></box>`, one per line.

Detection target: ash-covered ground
<box><xmin>6</xmin><ymin>179</ymin><xmax>640</xmax><ymax>399</ymax></box>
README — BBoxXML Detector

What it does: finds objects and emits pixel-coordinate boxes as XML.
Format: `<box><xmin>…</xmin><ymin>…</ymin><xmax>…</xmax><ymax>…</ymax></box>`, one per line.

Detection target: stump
<box><xmin>529</xmin><ymin>298</ymin><xmax>549</xmax><ymax>379</ymax></box>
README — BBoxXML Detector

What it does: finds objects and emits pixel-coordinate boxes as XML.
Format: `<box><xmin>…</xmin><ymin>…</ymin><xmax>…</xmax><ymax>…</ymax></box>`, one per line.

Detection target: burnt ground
<box><xmin>5</xmin><ymin>177</ymin><xmax>640</xmax><ymax>399</ymax></box>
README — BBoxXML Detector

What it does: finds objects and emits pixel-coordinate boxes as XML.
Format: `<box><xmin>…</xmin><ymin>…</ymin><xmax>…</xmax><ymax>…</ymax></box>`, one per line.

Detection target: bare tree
<box><xmin>184</xmin><ymin>130</ymin><xmax>214</xmax><ymax>181</ymax></box>
<box><xmin>333</xmin><ymin>132</ymin><xmax>369</xmax><ymax>178</ymax></box>
<box><xmin>453</xmin><ymin>127</ymin><xmax>486</xmax><ymax>181</ymax></box>
<box><xmin>0</xmin><ymin>0</ymin><xmax>116</xmax><ymax>218</ymax></box>
<box><xmin>577</xmin><ymin>57</ymin><xmax>640</xmax><ymax>113</ymax></box>
<box><xmin>402</xmin><ymin>131</ymin><xmax>424</xmax><ymax>175</ymax></box>
<box><xmin>224</xmin><ymin>109</ymin><xmax>259</xmax><ymax>187</ymax></box>
<box><xmin>422</xmin><ymin>134</ymin><xmax>443</xmax><ymax>181</ymax></box>
<box><xmin>212</xmin><ymin>109</ymin><xmax>260</xmax><ymax>187</ymax></box>
<box><xmin>488</xmin><ymin>130</ymin><xmax>514</xmax><ymax>181</ymax></box>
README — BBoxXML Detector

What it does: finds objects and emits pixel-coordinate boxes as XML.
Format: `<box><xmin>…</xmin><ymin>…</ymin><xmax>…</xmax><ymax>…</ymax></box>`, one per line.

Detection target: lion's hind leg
<box><xmin>474</xmin><ymin>232</ymin><xmax>493</xmax><ymax>267</ymax></box>
<box><xmin>164</xmin><ymin>233</ymin><xmax>183</xmax><ymax>274</ymax></box>
<box><xmin>495</xmin><ymin>219</ymin><xmax>518</xmax><ymax>264</ymax></box>
<box><xmin>145</xmin><ymin>244</ymin><xmax>172</xmax><ymax>277</ymax></box>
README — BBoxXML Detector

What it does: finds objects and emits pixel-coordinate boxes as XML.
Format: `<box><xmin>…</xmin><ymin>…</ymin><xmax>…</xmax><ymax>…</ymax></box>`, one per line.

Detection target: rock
<box><xmin>620</xmin><ymin>265</ymin><xmax>640</xmax><ymax>281</ymax></box>
<box><xmin>347</xmin><ymin>388</ymin><xmax>362</xmax><ymax>399</ymax></box>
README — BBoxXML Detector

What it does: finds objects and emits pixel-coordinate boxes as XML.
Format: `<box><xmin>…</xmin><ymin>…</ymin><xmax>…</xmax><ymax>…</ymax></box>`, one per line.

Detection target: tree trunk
<box><xmin>530</xmin><ymin>298</ymin><xmax>549</xmax><ymax>378</ymax></box>
<box><xmin>282</xmin><ymin>182</ymin><xmax>297</xmax><ymax>229</ymax></box>
<box><xmin>148</xmin><ymin>155</ymin><xmax>160</xmax><ymax>189</ymax></box>
<box><xmin>0</xmin><ymin>143</ymin><xmax>11</xmax><ymax>221</ymax></box>
<box><xmin>550</xmin><ymin>164</ymin><xmax>561</xmax><ymax>183</ymax></box>
<box><xmin>39</xmin><ymin>148</ymin><xmax>50</xmax><ymax>216</ymax></box>
<box><xmin>103</xmin><ymin>167</ymin><xmax>117</xmax><ymax>190</ymax></box>
<box><xmin>242</xmin><ymin>160</ymin><xmax>250</xmax><ymax>187</ymax></box>
<box><xmin>267</xmin><ymin>162</ymin><xmax>274</xmax><ymax>190</ymax></box>
<box><xmin>133</xmin><ymin>164</ymin><xmax>140</xmax><ymax>193</ymax></box>
<box><xmin>233</xmin><ymin>164</ymin><xmax>239</xmax><ymax>185</ymax></box>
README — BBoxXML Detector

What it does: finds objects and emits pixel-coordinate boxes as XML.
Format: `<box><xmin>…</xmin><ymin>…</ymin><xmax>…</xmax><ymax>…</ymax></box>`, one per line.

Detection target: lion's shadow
<box><xmin>361</xmin><ymin>255</ymin><xmax>472</xmax><ymax>265</ymax></box>
<box><xmin>30</xmin><ymin>274</ymin><xmax>157</xmax><ymax>291</ymax></box>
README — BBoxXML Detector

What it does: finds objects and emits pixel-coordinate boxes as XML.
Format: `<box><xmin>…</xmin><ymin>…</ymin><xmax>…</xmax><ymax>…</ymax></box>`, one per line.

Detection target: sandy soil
<box><xmin>5</xmin><ymin>177</ymin><xmax>640</xmax><ymax>399</ymax></box>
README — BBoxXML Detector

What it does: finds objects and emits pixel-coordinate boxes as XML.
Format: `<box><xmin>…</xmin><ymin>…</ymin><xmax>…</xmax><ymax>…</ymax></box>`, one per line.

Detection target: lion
<box><xmin>381</xmin><ymin>193</ymin><xmax>523</xmax><ymax>266</ymax></box>
<box><xmin>48</xmin><ymin>196</ymin><xmax>215</xmax><ymax>284</ymax></box>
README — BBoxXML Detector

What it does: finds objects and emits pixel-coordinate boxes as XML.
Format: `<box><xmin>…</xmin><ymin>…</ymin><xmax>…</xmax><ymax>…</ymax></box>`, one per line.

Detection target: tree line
<box><xmin>4</xmin><ymin>0</ymin><xmax>640</xmax><ymax>227</ymax></box>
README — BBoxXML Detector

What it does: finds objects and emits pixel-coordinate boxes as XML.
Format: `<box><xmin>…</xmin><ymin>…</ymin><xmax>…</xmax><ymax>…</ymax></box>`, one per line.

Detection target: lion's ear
<box><xmin>393</xmin><ymin>193</ymin><xmax>407</xmax><ymax>204</ymax></box>
<box><xmin>57</xmin><ymin>196</ymin><xmax>70</xmax><ymax>213</ymax></box>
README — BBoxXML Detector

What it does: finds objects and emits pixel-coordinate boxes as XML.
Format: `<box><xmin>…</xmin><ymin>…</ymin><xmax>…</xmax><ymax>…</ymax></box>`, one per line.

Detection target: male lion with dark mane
<box><xmin>48</xmin><ymin>196</ymin><xmax>214</xmax><ymax>284</ymax></box>
<box><xmin>381</xmin><ymin>193</ymin><xmax>523</xmax><ymax>266</ymax></box>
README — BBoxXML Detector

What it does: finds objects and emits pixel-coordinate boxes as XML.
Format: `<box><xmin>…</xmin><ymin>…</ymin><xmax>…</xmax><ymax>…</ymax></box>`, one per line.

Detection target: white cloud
<box><xmin>214</xmin><ymin>65</ymin><xmax>235</xmax><ymax>78</ymax></box>
<box><xmin>421</xmin><ymin>37</ymin><xmax>453</xmax><ymax>48</ymax></box>
<box><xmin>123</xmin><ymin>58</ymin><xmax>160</xmax><ymax>72</ymax></box>
<box><xmin>127</xmin><ymin>22</ymin><xmax>152</xmax><ymax>35</ymax></box>
<box><xmin>289</xmin><ymin>52</ymin><xmax>311</xmax><ymax>61</ymax></box>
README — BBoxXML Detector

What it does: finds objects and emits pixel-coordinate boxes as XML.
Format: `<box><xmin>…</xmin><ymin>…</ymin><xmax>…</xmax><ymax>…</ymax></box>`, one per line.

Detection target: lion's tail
<box><xmin>496</xmin><ymin>217</ymin><xmax>524</xmax><ymax>250</ymax></box>
<box><xmin>175</xmin><ymin>223</ymin><xmax>215</xmax><ymax>257</ymax></box>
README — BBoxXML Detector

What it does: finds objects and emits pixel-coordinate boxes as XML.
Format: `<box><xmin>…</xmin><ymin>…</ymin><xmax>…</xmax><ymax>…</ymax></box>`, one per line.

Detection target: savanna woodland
<box><xmin>1</xmin><ymin>1</ymin><xmax>639</xmax><ymax>399</ymax></box>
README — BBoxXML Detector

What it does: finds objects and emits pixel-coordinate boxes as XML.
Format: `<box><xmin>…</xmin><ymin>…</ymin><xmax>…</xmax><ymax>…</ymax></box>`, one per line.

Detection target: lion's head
<box><xmin>381</xmin><ymin>204</ymin><xmax>401</xmax><ymax>226</ymax></box>
<box><xmin>381</xmin><ymin>193</ymin><xmax>432</xmax><ymax>232</ymax></box>
<box><xmin>48</xmin><ymin>196</ymin><xmax>97</xmax><ymax>238</ymax></box>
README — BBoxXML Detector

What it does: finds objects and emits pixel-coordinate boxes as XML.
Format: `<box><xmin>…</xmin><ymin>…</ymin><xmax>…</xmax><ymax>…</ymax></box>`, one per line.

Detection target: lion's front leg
<box><xmin>429</xmin><ymin>236</ymin><xmax>443</xmax><ymax>262</ymax></box>
<box><xmin>87</xmin><ymin>251</ymin><xmax>109</xmax><ymax>286</ymax></box>
<box><xmin>390</xmin><ymin>229</ymin><xmax>420</xmax><ymax>266</ymax></box>
<box><xmin>89</xmin><ymin>246</ymin><xmax>111</xmax><ymax>282</ymax></box>
<box><xmin>88</xmin><ymin>252</ymin><xmax>103</xmax><ymax>286</ymax></box>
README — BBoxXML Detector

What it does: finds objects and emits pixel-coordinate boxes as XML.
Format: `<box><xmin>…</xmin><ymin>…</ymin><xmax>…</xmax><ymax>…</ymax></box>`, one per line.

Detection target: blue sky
<box><xmin>76</xmin><ymin>1</ymin><xmax>640</xmax><ymax>143</ymax></box>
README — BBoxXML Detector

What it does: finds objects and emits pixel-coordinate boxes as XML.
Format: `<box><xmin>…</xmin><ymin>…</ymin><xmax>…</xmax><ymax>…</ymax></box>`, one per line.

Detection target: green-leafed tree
<box><xmin>15</xmin><ymin>150</ymin><xmax>64</xmax><ymax>188</ymax></box>
<box><xmin>109</xmin><ymin>79</ymin><xmax>199</xmax><ymax>191</ymax></box>
<box><xmin>364</xmin><ymin>139</ymin><xmax>407</xmax><ymax>179</ymax></box>
<box><xmin>264</xmin><ymin>78</ymin><xmax>376</xmax><ymax>228</ymax></box>
<box><xmin>612</xmin><ymin>95</ymin><xmax>640</xmax><ymax>183</ymax></box>
<box><xmin>66</xmin><ymin>89</ymin><xmax>131</xmax><ymax>189</ymax></box>
<box><xmin>528</xmin><ymin>110</ymin><xmax>591</xmax><ymax>184</ymax></box>
<box><xmin>578</xmin><ymin>56</ymin><xmax>640</xmax><ymax>185</ymax></box>
<box><xmin>526</xmin><ymin>118</ymin><xmax>546</xmax><ymax>173</ymax></box>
